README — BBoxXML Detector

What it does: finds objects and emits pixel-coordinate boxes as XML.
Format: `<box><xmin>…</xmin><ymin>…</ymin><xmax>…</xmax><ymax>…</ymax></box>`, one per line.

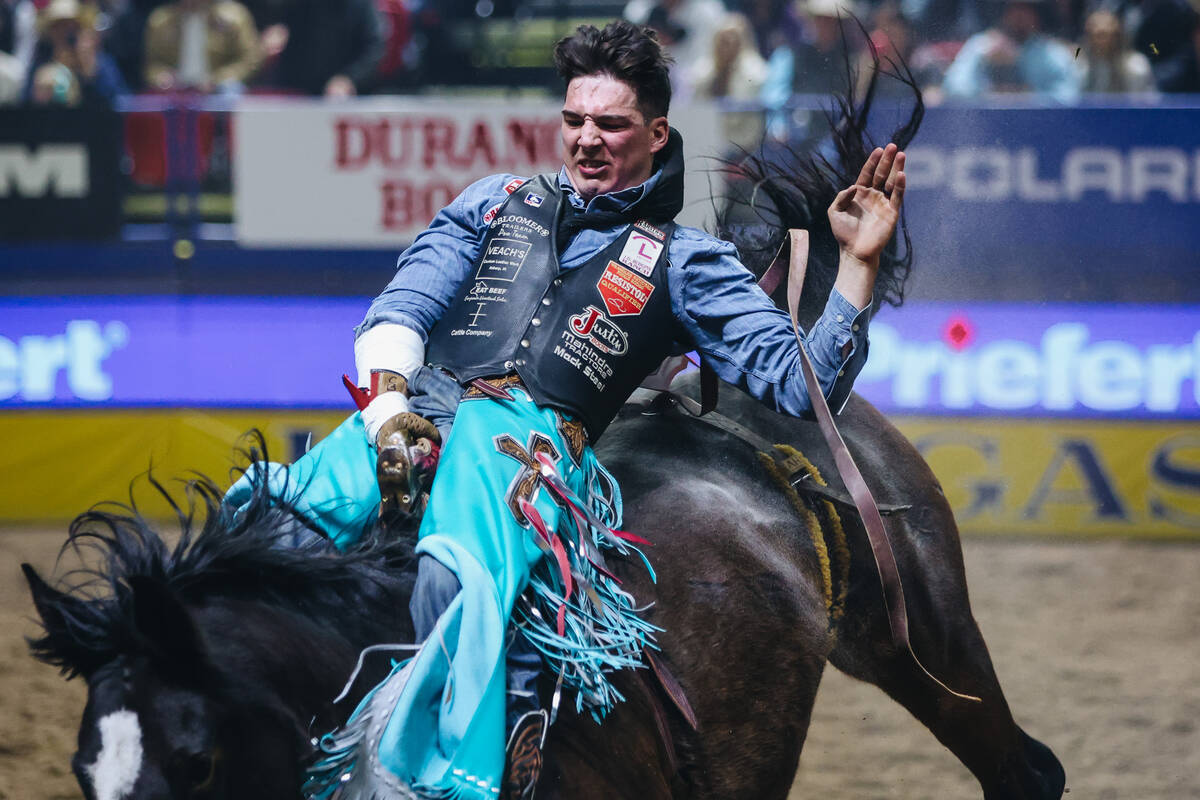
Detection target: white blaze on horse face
<box><xmin>85</xmin><ymin>709</ymin><xmax>144</xmax><ymax>800</ymax></box>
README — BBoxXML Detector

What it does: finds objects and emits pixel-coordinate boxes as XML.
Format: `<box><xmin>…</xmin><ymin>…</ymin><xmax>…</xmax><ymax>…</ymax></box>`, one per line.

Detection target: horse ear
<box><xmin>22</xmin><ymin>563</ymin><xmax>107</xmax><ymax>679</ymax></box>
<box><xmin>127</xmin><ymin>575</ymin><xmax>209</xmax><ymax>683</ymax></box>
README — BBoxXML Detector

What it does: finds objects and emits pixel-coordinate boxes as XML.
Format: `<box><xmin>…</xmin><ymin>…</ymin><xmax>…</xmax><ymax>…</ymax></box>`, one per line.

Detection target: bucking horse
<box><xmin>23</xmin><ymin>64</ymin><xmax>1065</xmax><ymax>800</ymax></box>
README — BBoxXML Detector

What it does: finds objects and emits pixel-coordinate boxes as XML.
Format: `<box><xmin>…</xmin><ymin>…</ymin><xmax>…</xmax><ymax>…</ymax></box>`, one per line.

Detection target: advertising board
<box><xmin>234</xmin><ymin>98</ymin><xmax>722</xmax><ymax>246</ymax></box>
<box><xmin>2</xmin><ymin>297</ymin><xmax>1196</xmax><ymax>535</ymax></box>
<box><xmin>0</xmin><ymin>107</ymin><xmax>122</xmax><ymax>240</ymax></box>
<box><xmin>4</xmin><ymin>297</ymin><xmax>1195</xmax><ymax>420</ymax></box>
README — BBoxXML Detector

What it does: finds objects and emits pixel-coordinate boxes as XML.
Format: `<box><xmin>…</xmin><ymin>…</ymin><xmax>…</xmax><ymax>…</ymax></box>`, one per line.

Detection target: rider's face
<box><xmin>561</xmin><ymin>74</ymin><xmax>669</xmax><ymax>203</ymax></box>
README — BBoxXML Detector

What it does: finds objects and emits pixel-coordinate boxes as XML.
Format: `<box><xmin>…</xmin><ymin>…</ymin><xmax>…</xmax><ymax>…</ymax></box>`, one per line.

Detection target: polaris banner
<box><xmin>897</xmin><ymin>105</ymin><xmax>1200</xmax><ymax>294</ymax></box>
<box><xmin>1</xmin><ymin>297</ymin><xmax>1196</xmax><ymax>419</ymax></box>
<box><xmin>0</xmin><ymin>107</ymin><xmax>122</xmax><ymax>241</ymax></box>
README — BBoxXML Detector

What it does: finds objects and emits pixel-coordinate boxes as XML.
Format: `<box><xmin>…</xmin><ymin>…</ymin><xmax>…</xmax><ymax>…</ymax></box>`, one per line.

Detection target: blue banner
<box><xmin>2</xmin><ymin>296</ymin><xmax>1197</xmax><ymax>419</ymax></box>
<box><xmin>896</xmin><ymin>105</ymin><xmax>1200</xmax><ymax>296</ymax></box>
<box><xmin>0</xmin><ymin>296</ymin><xmax>361</xmax><ymax>408</ymax></box>
<box><xmin>857</xmin><ymin>302</ymin><xmax>1200</xmax><ymax>418</ymax></box>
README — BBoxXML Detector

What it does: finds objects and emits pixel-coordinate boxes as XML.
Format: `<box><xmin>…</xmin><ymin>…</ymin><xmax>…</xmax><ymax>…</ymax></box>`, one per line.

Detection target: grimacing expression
<box><xmin>561</xmin><ymin>74</ymin><xmax>669</xmax><ymax>202</ymax></box>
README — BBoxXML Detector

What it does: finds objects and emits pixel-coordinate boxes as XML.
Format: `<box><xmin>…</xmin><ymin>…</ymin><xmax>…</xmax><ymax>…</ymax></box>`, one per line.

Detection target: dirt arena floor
<box><xmin>2</xmin><ymin>528</ymin><xmax>1198</xmax><ymax>800</ymax></box>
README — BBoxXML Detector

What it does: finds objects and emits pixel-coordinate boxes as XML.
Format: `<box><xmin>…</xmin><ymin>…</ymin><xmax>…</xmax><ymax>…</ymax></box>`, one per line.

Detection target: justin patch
<box><xmin>597</xmin><ymin>261</ymin><xmax>654</xmax><ymax>317</ymax></box>
<box><xmin>618</xmin><ymin>232</ymin><xmax>663</xmax><ymax>276</ymax></box>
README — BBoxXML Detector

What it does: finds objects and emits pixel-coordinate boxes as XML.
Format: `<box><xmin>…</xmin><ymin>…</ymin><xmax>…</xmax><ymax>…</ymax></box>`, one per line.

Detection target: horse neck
<box><xmin>198</xmin><ymin>589</ymin><xmax>413</xmax><ymax>720</ymax></box>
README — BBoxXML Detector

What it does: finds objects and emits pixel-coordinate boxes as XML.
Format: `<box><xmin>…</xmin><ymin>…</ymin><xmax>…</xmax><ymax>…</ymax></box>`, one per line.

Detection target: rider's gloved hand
<box><xmin>354</xmin><ymin>323</ymin><xmax>440</xmax><ymax>516</ymax></box>
<box><xmin>362</xmin><ymin>370</ymin><xmax>441</xmax><ymax>516</ymax></box>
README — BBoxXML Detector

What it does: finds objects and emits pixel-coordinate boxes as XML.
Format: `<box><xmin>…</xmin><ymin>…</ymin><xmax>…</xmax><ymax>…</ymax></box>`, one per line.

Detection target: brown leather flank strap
<box><xmin>786</xmin><ymin>230</ymin><xmax>980</xmax><ymax>704</ymax></box>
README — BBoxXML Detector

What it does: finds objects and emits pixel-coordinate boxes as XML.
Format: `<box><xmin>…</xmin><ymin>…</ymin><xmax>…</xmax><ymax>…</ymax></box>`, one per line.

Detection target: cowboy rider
<box><xmin>294</xmin><ymin>19</ymin><xmax>906</xmax><ymax>800</ymax></box>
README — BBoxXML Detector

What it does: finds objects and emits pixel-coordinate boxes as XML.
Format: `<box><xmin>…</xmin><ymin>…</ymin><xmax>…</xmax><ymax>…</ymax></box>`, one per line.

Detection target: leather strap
<box><xmin>646</xmin><ymin>650</ymin><xmax>699</xmax><ymax>731</ymax></box>
<box><xmin>786</xmin><ymin>230</ymin><xmax>980</xmax><ymax>704</ymax></box>
<box><xmin>698</xmin><ymin>357</ymin><xmax>719</xmax><ymax>416</ymax></box>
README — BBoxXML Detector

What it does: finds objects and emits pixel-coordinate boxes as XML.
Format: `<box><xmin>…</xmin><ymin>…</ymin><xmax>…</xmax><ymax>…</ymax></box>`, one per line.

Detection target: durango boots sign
<box><xmin>232</xmin><ymin>97</ymin><xmax>720</xmax><ymax>246</ymax></box>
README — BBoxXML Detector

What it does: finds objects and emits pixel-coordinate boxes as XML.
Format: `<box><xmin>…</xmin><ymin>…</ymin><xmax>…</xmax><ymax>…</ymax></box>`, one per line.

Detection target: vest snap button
<box><xmin>520</xmin><ymin>339</ymin><xmax>530</xmax><ymax>348</ymax></box>
<box><xmin>553</xmin><ymin>279</ymin><xmax>563</xmax><ymax>286</ymax></box>
<box><xmin>516</xmin><ymin>358</ymin><xmax>526</xmax><ymax>366</ymax></box>
<box><xmin>542</xmin><ymin>298</ymin><xmax>551</xmax><ymax>306</ymax></box>
<box><xmin>531</xmin><ymin>318</ymin><xmax>541</xmax><ymax>326</ymax></box>
<box><xmin>504</xmin><ymin>360</ymin><xmax>514</xmax><ymax>369</ymax></box>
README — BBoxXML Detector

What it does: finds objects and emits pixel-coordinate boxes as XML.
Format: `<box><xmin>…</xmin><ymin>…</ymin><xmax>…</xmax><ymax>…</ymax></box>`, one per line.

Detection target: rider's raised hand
<box><xmin>828</xmin><ymin>143</ymin><xmax>906</xmax><ymax>269</ymax></box>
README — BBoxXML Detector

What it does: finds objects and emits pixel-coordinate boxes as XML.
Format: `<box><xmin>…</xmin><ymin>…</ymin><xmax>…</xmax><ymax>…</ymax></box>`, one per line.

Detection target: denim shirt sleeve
<box><xmin>668</xmin><ymin>228</ymin><xmax>871</xmax><ymax>417</ymax></box>
<box><xmin>355</xmin><ymin>173</ymin><xmax>523</xmax><ymax>341</ymax></box>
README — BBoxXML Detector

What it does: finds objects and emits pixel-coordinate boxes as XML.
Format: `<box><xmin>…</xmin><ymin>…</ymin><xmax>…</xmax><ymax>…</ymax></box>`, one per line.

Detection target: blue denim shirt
<box><xmin>358</xmin><ymin>167</ymin><xmax>872</xmax><ymax>424</ymax></box>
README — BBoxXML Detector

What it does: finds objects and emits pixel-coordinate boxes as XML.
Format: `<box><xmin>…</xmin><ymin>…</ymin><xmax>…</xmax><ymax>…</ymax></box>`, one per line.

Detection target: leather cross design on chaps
<box><xmin>494</xmin><ymin>432</ymin><xmax>562</xmax><ymax>526</ymax></box>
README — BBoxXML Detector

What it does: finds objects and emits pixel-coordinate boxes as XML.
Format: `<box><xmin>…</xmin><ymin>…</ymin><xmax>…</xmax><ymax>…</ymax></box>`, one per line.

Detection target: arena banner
<box><xmin>3</xmin><ymin>296</ymin><xmax>1194</xmax><ymax>420</ymax></box>
<box><xmin>858</xmin><ymin>303</ymin><xmax>1200</xmax><ymax>419</ymax></box>
<box><xmin>0</xmin><ymin>296</ymin><xmax>362</xmax><ymax>408</ymax></box>
<box><xmin>898</xmin><ymin>104</ymin><xmax>1200</xmax><ymax>282</ymax></box>
<box><xmin>0</xmin><ymin>410</ymin><xmax>1195</xmax><ymax>537</ymax></box>
<box><xmin>0</xmin><ymin>107</ymin><xmax>122</xmax><ymax>241</ymax></box>
<box><xmin>0</xmin><ymin>409</ymin><xmax>347</xmax><ymax>521</ymax></box>
<box><xmin>896</xmin><ymin>417</ymin><xmax>1200</xmax><ymax>539</ymax></box>
<box><xmin>232</xmin><ymin>97</ymin><xmax>722</xmax><ymax>246</ymax></box>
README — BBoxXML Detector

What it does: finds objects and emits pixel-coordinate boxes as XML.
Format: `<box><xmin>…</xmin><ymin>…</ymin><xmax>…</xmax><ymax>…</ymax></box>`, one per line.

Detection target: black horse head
<box><xmin>24</xmin><ymin>449</ymin><xmax>417</xmax><ymax>800</ymax></box>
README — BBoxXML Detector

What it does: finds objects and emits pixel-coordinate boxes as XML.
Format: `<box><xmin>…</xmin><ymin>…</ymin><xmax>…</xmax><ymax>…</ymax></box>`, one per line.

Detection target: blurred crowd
<box><xmin>0</xmin><ymin>0</ymin><xmax>1196</xmax><ymax>110</ymax></box>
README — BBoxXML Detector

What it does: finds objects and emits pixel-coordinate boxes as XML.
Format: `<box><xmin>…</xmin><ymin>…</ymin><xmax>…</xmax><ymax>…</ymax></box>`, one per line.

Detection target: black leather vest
<box><xmin>426</xmin><ymin>174</ymin><xmax>679</xmax><ymax>441</ymax></box>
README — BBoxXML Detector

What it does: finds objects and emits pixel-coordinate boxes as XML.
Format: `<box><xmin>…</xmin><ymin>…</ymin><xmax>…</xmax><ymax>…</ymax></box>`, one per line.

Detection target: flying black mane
<box><xmin>715</xmin><ymin>35</ymin><xmax>925</xmax><ymax>328</ymax></box>
<box><xmin>26</xmin><ymin>437</ymin><xmax>417</xmax><ymax>680</ymax></box>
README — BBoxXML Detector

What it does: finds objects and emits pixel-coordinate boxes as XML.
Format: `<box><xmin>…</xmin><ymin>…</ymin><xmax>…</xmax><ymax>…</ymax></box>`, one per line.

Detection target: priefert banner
<box><xmin>233</xmin><ymin>97</ymin><xmax>722</xmax><ymax>247</ymax></box>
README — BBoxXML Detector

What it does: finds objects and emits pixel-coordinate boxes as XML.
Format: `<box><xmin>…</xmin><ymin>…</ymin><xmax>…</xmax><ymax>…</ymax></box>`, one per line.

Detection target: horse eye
<box><xmin>175</xmin><ymin>750</ymin><xmax>217</xmax><ymax>791</ymax></box>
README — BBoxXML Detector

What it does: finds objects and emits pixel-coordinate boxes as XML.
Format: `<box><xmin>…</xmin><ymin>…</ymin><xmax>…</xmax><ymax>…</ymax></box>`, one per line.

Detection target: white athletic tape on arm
<box><xmin>354</xmin><ymin>322</ymin><xmax>426</xmax><ymax>387</ymax></box>
<box><xmin>362</xmin><ymin>391</ymin><xmax>410</xmax><ymax>442</ymax></box>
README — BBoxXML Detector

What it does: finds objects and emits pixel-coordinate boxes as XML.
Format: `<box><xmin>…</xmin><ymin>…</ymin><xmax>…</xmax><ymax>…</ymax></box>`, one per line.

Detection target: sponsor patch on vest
<box><xmin>482</xmin><ymin>202</ymin><xmax>502</xmax><ymax>224</ymax></box>
<box><xmin>567</xmin><ymin>305</ymin><xmax>628</xmax><ymax>356</ymax></box>
<box><xmin>618</xmin><ymin>232</ymin><xmax>663</xmax><ymax>276</ymax></box>
<box><xmin>504</xmin><ymin>178</ymin><xmax>524</xmax><ymax>194</ymax></box>
<box><xmin>477</xmin><ymin>238</ymin><xmax>532</xmax><ymax>282</ymax></box>
<box><xmin>524</xmin><ymin>193</ymin><xmax>544</xmax><ymax>208</ymax></box>
<box><xmin>597</xmin><ymin>261</ymin><xmax>654</xmax><ymax>317</ymax></box>
<box><xmin>633</xmin><ymin>220</ymin><xmax>667</xmax><ymax>241</ymax></box>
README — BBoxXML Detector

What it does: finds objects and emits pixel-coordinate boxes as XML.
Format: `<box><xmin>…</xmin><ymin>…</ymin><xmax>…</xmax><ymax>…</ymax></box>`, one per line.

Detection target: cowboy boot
<box><xmin>501</xmin><ymin>709</ymin><xmax>548</xmax><ymax>800</ymax></box>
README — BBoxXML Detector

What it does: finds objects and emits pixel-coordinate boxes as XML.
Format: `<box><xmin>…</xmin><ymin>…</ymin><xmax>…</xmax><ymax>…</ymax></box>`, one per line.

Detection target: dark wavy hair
<box><xmin>715</xmin><ymin>30</ymin><xmax>924</xmax><ymax>328</ymax></box>
<box><xmin>553</xmin><ymin>20</ymin><xmax>673</xmax><ymax>121</ymax></box>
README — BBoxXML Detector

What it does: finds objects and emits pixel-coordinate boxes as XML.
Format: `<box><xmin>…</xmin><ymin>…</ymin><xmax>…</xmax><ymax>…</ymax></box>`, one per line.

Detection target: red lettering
<box><xmin>335</xmin><ymin>118</ymin><xmax>372</xmax><ymax>170</ymax></box>
<box><xmin>506</xmin><ymin>119</ymin><xmax>559</xmax><ymax>166</ymax></box>
<box><xmin>422</xmin><ymin>118</ymin><xmax>460</xmax><ymax>169</ymax></box>
<box><xmin>380</xmin><ymin>179</ymin><xmax>414</xmax><ymax>230</ymax></box>
<box><xmin>570</xmin><ymin>307</ymin><xmax>601</xmax><ymax>336</ymax></box>
<box><xmin>377</xmin><ymin>118</ymin><xmax>415</xmax><ymax>168</ymax></box>
<box><xmin>464</xmin><ymin>121</ymin><xmax>498</xmax><ymax>169</ymax></box>
<box><xmin>380</xmin><ymin>179</ymin><xmax>462</xmax><ymax>231</ymax></box>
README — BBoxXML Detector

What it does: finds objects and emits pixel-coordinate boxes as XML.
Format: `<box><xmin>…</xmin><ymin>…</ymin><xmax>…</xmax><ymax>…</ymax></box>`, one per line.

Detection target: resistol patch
<box><xmin>597</xmin><ymin>261</ymin><xmax>654</xmax><ymax>317</ymax></box>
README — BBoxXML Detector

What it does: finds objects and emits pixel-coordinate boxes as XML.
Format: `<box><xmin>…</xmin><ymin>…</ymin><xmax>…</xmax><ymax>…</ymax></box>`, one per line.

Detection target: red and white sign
<box><xmin>234</xmin><ymin>98</ymin><xmax>561</xmax><ymax>245</ymax></box>
<box><xmin>234</xmin><ymin>98</ymin><xmax>721</xmax><ymax>247</ymax></box>
<box><xmin>597</xmin><ymin>261</ymin><xmax>654</xmax><ymax>317</ymax></box>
